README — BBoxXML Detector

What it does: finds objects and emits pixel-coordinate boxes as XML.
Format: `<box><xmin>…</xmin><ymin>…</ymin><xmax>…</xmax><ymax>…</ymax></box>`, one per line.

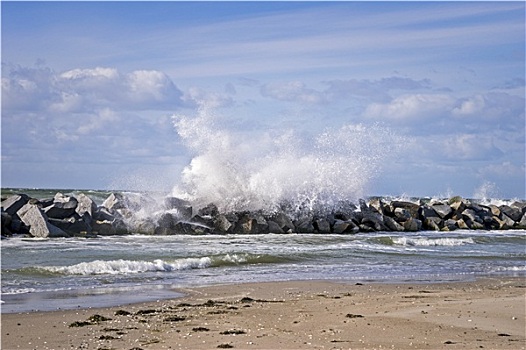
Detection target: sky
<box><xmin>1</xmin><ymin>1</ymin><xmax>525</xmax><ymax>199</ymax></box>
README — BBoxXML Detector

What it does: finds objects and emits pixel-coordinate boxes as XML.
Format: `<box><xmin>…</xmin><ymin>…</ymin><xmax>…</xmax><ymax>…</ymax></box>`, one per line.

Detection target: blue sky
<box><xmin>1</xmin><ymin>1</ymin><xmax>525</xmax><ymax>199</ymax></box>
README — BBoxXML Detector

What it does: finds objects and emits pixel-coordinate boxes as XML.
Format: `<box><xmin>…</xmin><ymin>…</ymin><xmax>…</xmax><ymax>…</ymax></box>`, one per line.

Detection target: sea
<box><xmin>1</xmin><ymin>188</ymin><xmax>525</xmax><ymax>314</ymax></box>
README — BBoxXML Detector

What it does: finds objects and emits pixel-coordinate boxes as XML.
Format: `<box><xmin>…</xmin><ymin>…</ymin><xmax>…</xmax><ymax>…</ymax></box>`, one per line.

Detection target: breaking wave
<box><xmin>17</xmin><ymin>253</ymin><xmax>290</xmax><ymax>276</ymax></box>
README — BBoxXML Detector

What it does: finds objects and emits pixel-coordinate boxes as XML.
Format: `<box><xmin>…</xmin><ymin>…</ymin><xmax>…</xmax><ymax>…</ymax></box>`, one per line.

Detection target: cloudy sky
<box><xmin>1</xmin><ymin>1</ymin><xmax>525</xmax><ymax>199</ymax></box>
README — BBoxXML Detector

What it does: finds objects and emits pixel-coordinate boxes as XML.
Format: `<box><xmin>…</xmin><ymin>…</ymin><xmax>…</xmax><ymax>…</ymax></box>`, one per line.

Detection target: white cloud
<box><xmin>2</xmin><ymin>65</ymin><xmax>185</xmax><ymax>114</ymax></box>
<box><xmin>441</xmin><ymin>134</ymin><xmax>503</xmax><ymax>161</ymax></box>
<box><xmin>364</xmin><ymin>94</ymin><xmax>456</xmax><ymax>121</ymax></box>
<box><xmin>260</xmin><ymin>81</ymin><xmax>327</xmax><ymax>104</ymax></box>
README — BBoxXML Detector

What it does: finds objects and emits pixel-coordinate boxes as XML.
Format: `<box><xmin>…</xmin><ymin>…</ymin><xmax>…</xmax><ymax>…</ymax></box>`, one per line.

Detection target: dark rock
<box><xmin>48</xmin><ymin>215</ymin><xmax>92</xmax><ymax>235</ymax></box>
<box><xmin>499</xmin><ymin>205</ymin><xmax>522</xmax><ymax>222</ymax></box>
<box><xmin>268</xmin><ymin>212</ymin><xmax>295</xmax><ymax>233</ymax></box>
<box><xmin>44</xmin><ymin>193</ymin><xmax>78</xmax><ymax>219</ymax></box>
<box><xmin>1</xmin><ymin>194</ymin><xmax>30</xmax><ymax>216</ymax></box>
<box><xmin>197</xmin><ymin>203</ymin><xmax>219</xmax><ymax>217</ymax></box>
<box><xmin>93</xmin><ymin>207</ymin><xmax>115</xmax><ymax>222</ymax></box>
<box><xmin>267</xmin><ymin>220</ymin><xmax>284</xmax><ymax>234</ymax></box>
<box><xmin>191</xmin><ymin>214</ymin><xmax>214</xmax><ymax>228</ymax></box>
<box><xmin>233</xmin><ymin>213</ymin><xmax>268</xmax><ymax>234</ymax></box>
<box><xmin>361</xmin><ymin>212</ymin><xmax>388</xmax><ymax>231</ymax></box>
<box><xmin>1</xmin><ymin>212</ymin><xmax>13</xmax><ymax>236</ymax></box>
<box><xmin>154</xmin><ymin>213</ymin><xmax>178</xmax><ymax>235</ymax></box>
<box><xmin>174</xmin><ymin>221</ymin><xmax>211</xmax><ymax>235</ymax></box>
<box><xmin>164</xmin><ymin>197</ymin><xmax>192</xmax><ymax>220</ymax></box>
<box><xmin>314</xmin><ymin>218</ymin><xmax>331</xmax><ymax>233</ymax></box>
<box><xmin>294</xmin><ymin>217</ymin><xmax>315</xmax><ymax>233</ymax></box>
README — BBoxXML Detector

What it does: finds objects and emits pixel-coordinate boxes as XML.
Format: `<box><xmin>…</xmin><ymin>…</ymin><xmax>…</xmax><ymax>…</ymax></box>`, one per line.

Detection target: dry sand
<box><xmin>2</xmin><ymin>278</ymin><xmax>525</xmax><ymax>350</ymax></box>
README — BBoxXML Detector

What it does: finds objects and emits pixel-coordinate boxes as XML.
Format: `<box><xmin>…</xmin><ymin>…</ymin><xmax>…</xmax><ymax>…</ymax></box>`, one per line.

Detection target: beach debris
<box><xmin>345</xmin><ymin>313</ymin><xmax>364</xmax><ymax>318</ymax></box>
<box><xmin>217</xmin><ymin>344</ymin><xmax>234</xmax><ymax>348</ymax></box>
<box><xmin>220</xmin><ymin>329</ymin><xmax>246</xmax><ymax>335</ymax></box>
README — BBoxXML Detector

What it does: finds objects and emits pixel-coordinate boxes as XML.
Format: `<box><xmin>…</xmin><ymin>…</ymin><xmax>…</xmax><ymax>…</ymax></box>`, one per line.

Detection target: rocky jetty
<box><xmin>2</xmin><ymin>192</ymin><xmax>525</xmax><ymax>238</ymax></box>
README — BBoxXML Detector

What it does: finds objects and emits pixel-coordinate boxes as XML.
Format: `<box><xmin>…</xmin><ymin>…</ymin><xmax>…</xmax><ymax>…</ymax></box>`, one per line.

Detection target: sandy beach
<box><xmin>2</xmin><ymin>278</ymin><xmax>525</xmax><ymax>350</ymax></box>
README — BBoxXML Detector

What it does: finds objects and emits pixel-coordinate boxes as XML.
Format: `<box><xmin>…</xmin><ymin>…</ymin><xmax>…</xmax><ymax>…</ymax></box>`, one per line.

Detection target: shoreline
<box><xmin>2</xmin><ymin>277</ymin><xmax>525</xmax><ymax>349</ymax></box>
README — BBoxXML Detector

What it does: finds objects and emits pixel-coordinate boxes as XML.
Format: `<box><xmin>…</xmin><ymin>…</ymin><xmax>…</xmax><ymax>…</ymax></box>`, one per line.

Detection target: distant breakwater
<box><xmin>1</xmin><ymin>192</ymin><xmax>526</xmax><ymax>238</ymax></box>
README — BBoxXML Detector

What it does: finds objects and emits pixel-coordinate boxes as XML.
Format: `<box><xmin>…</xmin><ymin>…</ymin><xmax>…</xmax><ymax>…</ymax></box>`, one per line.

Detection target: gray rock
<box><xmin>391</xmin><ymin>201</ymin><xmax>420</xmax><ymax>219</ymax></box>
<box><xmin>499</xmin><ymin>213</ymin><xmax>516</xmax><ymax>229</ymax></box>
<box><xmin>462</xmin><ymin>209</ymin><xmax>481</xmax><ymax>224</ymax></box>
<box><xmin>75</xmin><ymin>193</ymin><xmax>97</xmax><ymax>221</ymax></box>
<box><xmin>403</xmin><ymin>218</ymin><xmax>422</xmax><ymax>232</ymax></box>
<box><xmin>423</xmin><ymin>217</ymin><xmax>440</xmax><ymax>231</ymax></box>
<box><xmin>432</xmin><ymin>203</ymin><xmax>453</xmax><ymax>219</ymax></box>
<box><xmin>294</xmin><ymin>217</ymin><xmax>315</xmax><ymax>233</ymax></box>
<box><xmin>19</xmin><ymin>205</ymin><xmax>68</xmax><ymax>238</ymax></box>
<box><xmin>314</xmin><ymin>218</ymin><xmax>331</xmax><ymax>233</ymax></box>
<box><xmin>393</xmin><ymin>207</ymin><xmax>412</xmax><ymax>221</ymax></box>
<box><xmin>214</xmin><ymin>214</ymin><xmax>233</xmax><ymax>233</ymax></box>
<box><xmin>383</xmin><ymin>216</ymin><xmax>404</xmax><ymax>231</ymax></box>
<box><xmin>361</xmin><ymin>212</ymin><xmax>388</xmax><ymax>231</ymax></box>
<box><xmin>440</xmin><ymin>219</ymin><xmax>457</xmax><ymax>231</ymax></box>
<box><xmin>517</xmin><ymin>212</ymin><xmax>526</xmax><ymax>229</ymax></box>
<box><xmin>267</xmin><ymin>220</ymin><xmax>284</xmax><ymax>234</ymax></box>
<box><xmin>102</xmin><ymin>193</ymin><xmax>126</xmax><ymax>210</ymax></box>
<box><xmin>269</xmin><ymin>212</ymin><xmax>295</xmax><ymax>233</ymax></box>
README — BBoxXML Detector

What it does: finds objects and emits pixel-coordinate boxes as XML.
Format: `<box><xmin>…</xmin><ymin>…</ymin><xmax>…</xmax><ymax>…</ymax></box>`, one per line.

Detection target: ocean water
<box><xmin>2</xmin><ymin>223</ymin><xmax>525</xmax><ymax>313</ymax></box>
<box><xmin>2</xmin><ymin>109</ymin><xmax>525</xmax><ymax>313</ymax></box>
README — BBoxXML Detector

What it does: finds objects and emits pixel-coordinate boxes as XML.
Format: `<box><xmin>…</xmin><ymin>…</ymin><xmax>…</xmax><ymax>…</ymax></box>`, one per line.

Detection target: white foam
<box><xmin>41</xmin><ymin>257</ymin><xmax>211</xmax><ymax>275</ymax></box>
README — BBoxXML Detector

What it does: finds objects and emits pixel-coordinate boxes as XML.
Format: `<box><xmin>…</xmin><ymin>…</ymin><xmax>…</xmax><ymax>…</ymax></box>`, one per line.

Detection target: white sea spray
<box><xmin>171</xmin><ymin>104</ymin><xmax>404</xmax><ymax>213</ymax></box>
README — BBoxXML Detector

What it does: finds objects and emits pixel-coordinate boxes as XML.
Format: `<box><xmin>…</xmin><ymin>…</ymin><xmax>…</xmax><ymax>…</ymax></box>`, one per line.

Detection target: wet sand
<box><xmin>2</xmin><ymin>278</ymin><xmax>525</xmax><ymax>349</ymax></box>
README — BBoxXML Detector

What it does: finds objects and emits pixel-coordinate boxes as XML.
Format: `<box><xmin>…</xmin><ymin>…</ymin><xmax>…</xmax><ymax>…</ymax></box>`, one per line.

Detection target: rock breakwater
<box><xmin>2</xmin><ymin>192</ymin><xmax>525</xmax><ymax>238</ymax></box>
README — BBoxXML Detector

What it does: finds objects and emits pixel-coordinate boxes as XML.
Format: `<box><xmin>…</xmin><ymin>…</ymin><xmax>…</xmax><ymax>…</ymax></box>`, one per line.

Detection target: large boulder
<box><xmin>19</xmin><ymin>204</ymin><xmax>68</xmax><ymax>238</ymax></box>
<box><xmin>43</xmin><ymin>193</ymin><xmax>78</xmax><ymax>219</ymax></box>
<box><xmin>499</xmin><ymin>205</ymin><xmax>522</xmax><ymax>222</ymax></box>
<box><xmin>213</xmin><ymin>214</ymin><xmax>233</xmax><ymax>233</ymax></box>
<box><xmin>383</xmin><ymin>216</ymin><xmax>404</xmax><ymax>231</ymax></box>
<box><xmin>391</xmin><ymin>201</ymin><xmax>420</xmax><ymax>219</ymax></box>
<box><xmin>75</xmin><ymin>193</ymin><xmax>97</xmax><ymax>222</ymax></box>
<box><xmin>268</xmin><ymin>212</ymin><xmax>295</xmax><ymax>233</ymax></box>
<box><xmin>432</xmin><ymin>203</ymin><xmax>453</xmax><ymax>219</ymax></box>
<box><xmin>294</xmin><ymin>217</ymin><xmax>315</xmax><ymax>233</ymax></box>
<box><xmin>314</xmin><ymin>218</ymin><xmax>331</xmax><ymax>233</ymax></box>
<box><xmin>164</xmin><ymin>197</ymin><xmax>192</xmax><ymax>220</ymax></box>
<box><xmin>48</xmin><ymin>216</ymin><xmax>92</xmax><ymax>235</ymax></box>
